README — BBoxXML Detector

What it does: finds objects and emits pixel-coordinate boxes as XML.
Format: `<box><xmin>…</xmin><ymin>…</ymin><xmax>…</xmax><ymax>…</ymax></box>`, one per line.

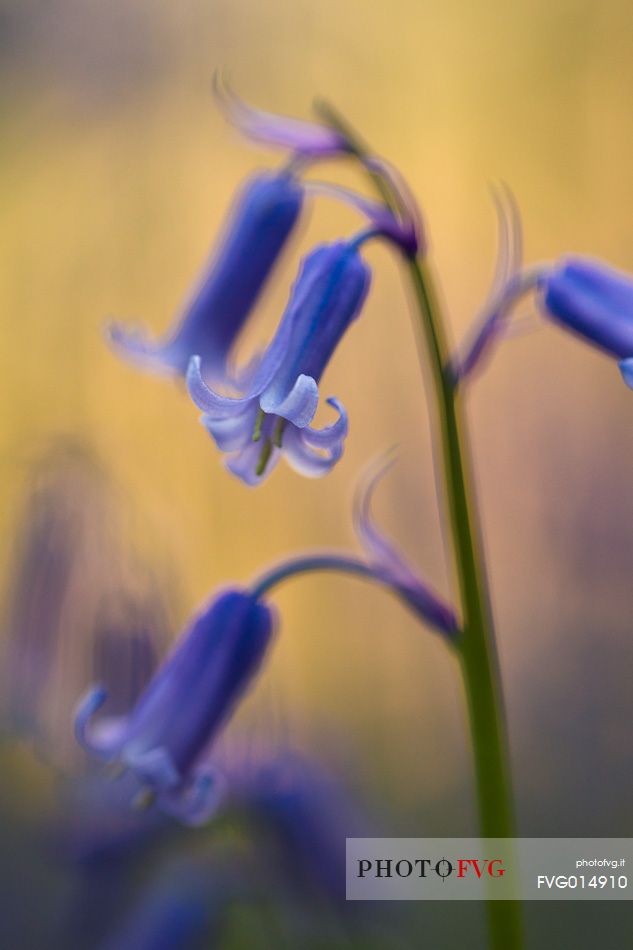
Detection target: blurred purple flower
<box><xmin>354</xmin><ymin>459</ymin><xmax>459</xmax><ymax>638</ymax></box>
<box><xmin>75</xmin><ymin>589</ymin><xmax>275</xmax><ymax>825</ymax></box>
<box><xmin>541</xmin><ymin>257</ymin><xmax>633</xmax><ymax>386</ymax></box>
<box><xmin>233</xmin><ymin>753</ymin><xmax>366</xmax><ymax>907</ymax></box>
<box><xmin>187</xmin><ymin>240</ymin><xmax>370</xmax><ymax>484</ymax></box>
<box><xmin>2</xmin><ymin>440</ymin><xmax>175</xmax><ymax>767</ymax></box>
<box><xmin>53</xmin><ymin>772</ymin><xmax>171</xmax><ymax>948</ymax></box>
<box><xmin>98</xmin><ymin>858</ymin><xmax>224</xmax><ymax>950</ymax></box>
<box><xmin>108</xmin><ymin>172</ymin><xmax>303</xmax><ymax>384</ymax></box>
<box><xmin>58</xmin><ymin>771</ymin><xmax>168</xmax><ymax>868</ymax></box>
<box><xmin>3</xmin><ymin>463</ymin><xmax>78</xmax><ymax>734</ymax></box>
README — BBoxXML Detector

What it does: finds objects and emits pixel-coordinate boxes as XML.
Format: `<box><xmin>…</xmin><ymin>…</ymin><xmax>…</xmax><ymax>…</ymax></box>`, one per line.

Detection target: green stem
<box><xmin>407</xmin><ymin>256</ymin><xmax>523</xmax><ymax>950</ymax></box>
<box><xmin>408</xmin><ymin>258</ymin><xmax>516</xmax><ymax>821</ymax></box>
<box><xmin>315</xmin><ymin>102</ymin><xmax>524</xmax><ymax>949</ymax></box>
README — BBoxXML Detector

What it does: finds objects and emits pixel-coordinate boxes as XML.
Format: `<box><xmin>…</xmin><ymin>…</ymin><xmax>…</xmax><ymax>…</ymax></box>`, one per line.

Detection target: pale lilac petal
<box><xmin>186</xmin><ymin>356</ymin><xmax>257</xmax><ymax>416</ymax></box>
<box><xmin>186</xmin><ymin>305</ymin><xmax>296</xmax><ymax>414</ymax></box>
<box><xmin>107</xmin><ymin>322</ymin><xmax>179</xmax><ymax>376</ymax></box>
<box><xmin>260</xmin><ymin>374</ymin><xmax>319</xmax><ymax>427</ymax></box>
<box><xmin>74</xmin><ymin>686</ymin><xmax>127</xmax><ymax>758</ymax></box>
<box><xmin>305</xmin><ymin>182</ymin><xmax>416</xmax><ymax>252</ymax></box>
<box><xmin>455</xmin><ymin>187</ymin><xmax>524</xmax><ymax>380</ymax></box>
<box><xmin>226</xmin><ymin>441</ymin><xmax>282</xmax><ymax>486</ymax></box>
<box><xmin>456</xmin><ymin>266</ymin><xmax>547</xmax><ymax>383</ymax></box>
<box><xmin>301</xmin><ymin>397</ymin><xmax>348</xmax><ymax>449</ymax></box>
<box><xmin>202</xmin><ymin>404</ymin><xmax>259</xmax><ymax>452</ymax></box>
<box><xmin>364</xmin><ymin>156</ymin><xmax>423</xmax><ymax>254</ymax></box>
<box><xmin>487</xmin><ymin>184</ymin><xmax>522</xmax><ymax>302</ymax></box>
<box><xmin>282</xmin><ymin>426</ymin><xmax>343</xmax><ymax>478</ymax></box>
<box><xmin>354</xmin><ymin>459</ymin><xmax>459</xmax><ymax>636</ymax></box>
<box><xmin>306</xmin><ymin>182</ymin><xmax>388</xmax><ymax>224</ymax></box>
<box><xmin>354</xmin><ymin>458</ymin><xmax>406</xmax><ymax>577</ymax></box>
<box><xmin>125</xmin><ymin>747</ymin><xmax>181</xmax><ymax>790</ymax></box>
<box><xmin>160</xmin><ymin>765</ymin><xmax>225</xmax><ymax>826</ymax></box>
<box><xmin>214</xmin><ymin>76</ymin><xmax>348</xmax><ymax>157</ymax></box>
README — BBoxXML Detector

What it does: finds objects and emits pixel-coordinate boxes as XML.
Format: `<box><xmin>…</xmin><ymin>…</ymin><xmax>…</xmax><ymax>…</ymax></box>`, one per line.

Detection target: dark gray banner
<box><xmin>346</xmin><ymin>838</ymin><xmax>632</xmax><ymax>900</ymax></box>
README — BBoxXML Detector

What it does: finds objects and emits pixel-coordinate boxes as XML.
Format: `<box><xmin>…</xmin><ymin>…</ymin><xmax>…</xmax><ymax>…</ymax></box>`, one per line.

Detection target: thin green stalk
<box><xmin>408</xmin><ymin>259</ymin><xmax>523</xmax><ymax>950</ymax></box>
<box><xmin>315</xmin><ymin>102</ymin><xmax>524</xmax><ymax>949</ymax></box>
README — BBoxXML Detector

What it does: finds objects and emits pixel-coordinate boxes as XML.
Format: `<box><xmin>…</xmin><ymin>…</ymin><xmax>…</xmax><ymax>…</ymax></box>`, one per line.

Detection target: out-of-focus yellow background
<box><xmin>1</xmin><ymin>1</ymin><xmax>632</xmax><ymax>945</ymax></box>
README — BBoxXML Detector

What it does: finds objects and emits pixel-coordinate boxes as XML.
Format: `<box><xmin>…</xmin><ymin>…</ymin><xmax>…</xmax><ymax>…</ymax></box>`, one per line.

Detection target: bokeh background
<box><xmin>1</xmin><ymin>1</ymin><xmax>632</xmax><ymax>947</ymax></box>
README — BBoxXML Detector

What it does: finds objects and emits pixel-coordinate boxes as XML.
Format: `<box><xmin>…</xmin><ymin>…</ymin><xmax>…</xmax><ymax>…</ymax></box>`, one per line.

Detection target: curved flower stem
<box><xmin>251</xmin><ymin>553</ymin><xmax>460</xmax><ymax>642</ymax></box>
<box><xmin>251</xmin><ymin>553</ymin><xmax>375</xmax><ymax>599</ymax></box>
<box><xmin>315</xmin><ymin>103</ymin><xmax>524</xmax><ymax>949</ymax></box>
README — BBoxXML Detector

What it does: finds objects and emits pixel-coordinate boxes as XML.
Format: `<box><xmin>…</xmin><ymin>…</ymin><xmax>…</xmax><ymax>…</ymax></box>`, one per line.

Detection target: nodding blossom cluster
<box><xmin>73</xmin><ymin>85</ymin><xmax>633</xmax><ymax>828</ymax></box>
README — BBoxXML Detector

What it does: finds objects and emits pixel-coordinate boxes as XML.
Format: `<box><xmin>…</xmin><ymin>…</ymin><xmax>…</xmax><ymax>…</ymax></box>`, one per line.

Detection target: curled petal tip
<box><xmin>301</xmin><ymin>397</ymin><xmax>348</xmax><ymax>448</ymax></box>
<box><xmin>74</xmin><ymin>685</ymin><xmax>109</xmax><ymax>755</ymax></box>
<box><xmin>363</xmin><ymin>157</ymin><xmax>424</xmax><ymax>255</ymax></box>
<box><xmin>354</xmin><ymin>456</ymin><xmax>458</xmax><ymax>638</ymax></box>
<box><xmin>186</xmin><ymin>355</ymin><xmax>250</xmax><ymax>417</ymax></box>
<box><xmin>306</xmin><ymin>182</ymin><xmax>418</xmax><ymax>255</ymax></box>
<box><xmin>282</xmin><ymin>425</ymin><xmax>344</xmax><ymax>478</ymax></box>
<box><xmin>125</xmin><ymin>747</ymin><xmax>181</xmax><ymax>791</ymax></box>
<box><xmin>488</xmin><ymin>182</ymin><xmax>523</xmax><ymax>299</ymax></box>
<box><xmin>186</xmin><ymin>355</ymin><xmax>210</xmax><ymax>409</ymax></box>
<box><xmin>161</xmin><ymin>766</ymin><xmax>226</xmax><ymax>826</ymax></box>
<box><xmin>213</xmin><ymin>75</ymin><xmax>348</xmax><ymax>158</ymax></box>
<box><xmin>278</xmin><ymin>397</ymin><xmax>350</xmax><ymax>476</ymax></box>
<box><xmin>353</xmin><ymin>453</ymin><xmax>397</xmax><ymax>553</ymax></box>
<box><xmin>106</xmin><ymin>320</ymin><xmax>179</xmax><ymax>376</ymax></box>
<box><xmin>260</xmin><ymin>374</ymin><xmax>319</xmax><ymax>428</ymax></box>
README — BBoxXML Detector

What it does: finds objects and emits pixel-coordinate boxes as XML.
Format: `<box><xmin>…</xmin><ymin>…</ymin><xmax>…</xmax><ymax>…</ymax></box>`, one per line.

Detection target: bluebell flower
<box><xmin>354</xmin><ymin>459</ymin><xmax>459</xmax><ymax>638</ymax></box>
<box><xmin>75</xmin><ymin>589</ymin><xmax>275</xmax><ymax>825</ymax></box>
<box><xmin>187</xmin><ymin>239</ymin><xmax>371</xmax><ymax>484</ymax></box>
<box><xmin>541</xmin><ymin>257</ymin><xmax>633</xmax><ymax>387</ymax></box>
<box><xmin>108</xmin><ymin>172</ymin><xmax>303</xmax><ymax>384</ymax></box>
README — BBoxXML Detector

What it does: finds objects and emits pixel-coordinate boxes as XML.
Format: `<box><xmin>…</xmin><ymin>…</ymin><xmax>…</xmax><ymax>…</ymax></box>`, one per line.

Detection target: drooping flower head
<box><xmin>75</xmin><ymin>589</ymin><xmax>275</xmax><ymax>825</ymax></box>
<box><xmin>540</xmin><ymin>257</ymin><xmax>633</xmax><ymax>387</ymax></box>
<box><xmin>187</xmin><ymin>238</ymin><xmax>371</xmax><ymax>484</ymax></box>
<box><xmin>108</xmin><ymin>171</ymin><xmax>303</xmax><ymax>384</ymax></box>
